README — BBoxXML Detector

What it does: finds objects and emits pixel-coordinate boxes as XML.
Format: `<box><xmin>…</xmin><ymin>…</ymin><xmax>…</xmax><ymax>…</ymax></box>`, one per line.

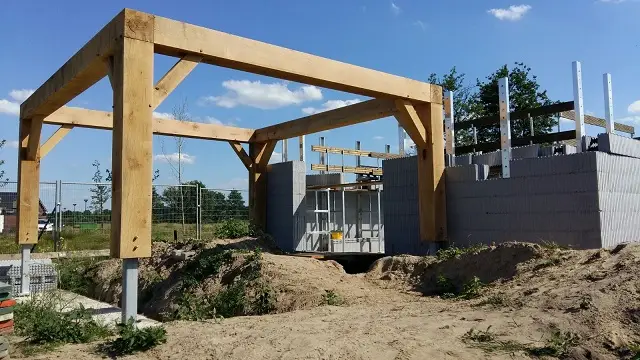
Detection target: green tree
<box><xmin>473</xmin><ymin>62</ymin><xmax>555</xmax><ymax>144</ymax></box>
<box><xmin>90</xmin><ymin>160</ymin><xmax>110</xmax><ymax>226</ymax></box>
<box><xmin>225</xmin><ymin>190</ymin><xmax>247</xmax><ymax>219</ymax></box>
<box><xmin>162</xmin><ymin>180</ymin><xmax>201</xmax><ymax>224</ymax></box>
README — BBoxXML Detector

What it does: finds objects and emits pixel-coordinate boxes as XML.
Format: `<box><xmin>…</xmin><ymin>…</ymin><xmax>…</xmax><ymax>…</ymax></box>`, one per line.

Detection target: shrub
<box><xmin>459</xmin><ymin>276</ymin><xmax>484</xmax><ymax>300</ymax></box>
<box><xmin>436</xmin><ymin>244</ymin><xmax>488</xmax><ymax>261</ymax></box>
<box><xmin>213</xmin><ymin>219</ymin><xmax>251</xmax><ymax>239</ymax></box>
<box><xmin>322</xmin><ymin>290</ymin><xmax>343</xmax><ymax>306</ymax></box>
<box><xmin>436</xmin><ymin>275</ymin><xmax>484</xmax><ymax>300</ymax></box>
<box><xmin>252</xmin><ymin>282</ymin><xmax>277</xmax><ymax>315</ymax></box>
<box><xmin>101</xmin><ymin>320</ymin><xmax>167</xmax><ymax>356</ymax></box>
<box><xmin>527</xmin><ymin>330</ymin><xmax>580</xmax><ymax>357</ymax></box>
<box><xmin>14</xmin><ymin>292</ymin><xmax>112</xmax><ymax>351</ymax></box>
<box><xmin>55</xmin><ymin>257</ymin><xmax>106</xmax><ymax>296</ymax></box>
<box><xmin>436</xmin><ymin>274</ymin><xmax>457</xmax><ymax>299</ymax></box>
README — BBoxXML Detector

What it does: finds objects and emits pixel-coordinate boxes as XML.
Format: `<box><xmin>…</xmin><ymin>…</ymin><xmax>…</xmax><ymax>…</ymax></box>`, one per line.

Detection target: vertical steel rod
<box><xmin>444</xmin><ymin>91</ymin><xmax>455</xmax><ymax>165</ymax></box>
<box><xmin>499</xmin><ymin>77</ymin><xmax>511</xmax><ymax>178</ymax></box>
<box><xmin>603</xmin><ymin>73</ymin><xmax>614</xmax><ymax>134</ymax></box>
<box><xmin>573</xmin><ymin>61</ymin><xmax>586</xmax><ymax>152</ymax></box>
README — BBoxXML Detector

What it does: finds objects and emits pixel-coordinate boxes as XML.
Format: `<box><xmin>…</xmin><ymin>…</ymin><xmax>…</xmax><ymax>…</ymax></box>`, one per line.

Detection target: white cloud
<box><xmin>153</xmin><ymin>112</ymin><xmax>174</xmax><ymax>120</ymax></box>
<box><xmin>269</xmin><ymin>151</ymin><xmax>283</xmax><ymax>164</ymax></box>
<box><xmin>154</xmin><ymin>152</ymin><xmax>195</xmax><ymax>164</ymax></box>
<box><xmin>0</xmin><ymin>99</ymin><xmax>19</xmax><ymax>115</ymax></box>
<box><xmin>9</xmin><ymin>89</ymin><xmax>34</xmax><ymax>102</ymax></box>
<box><xmin>628</xmin><ymin>100</ymin><xmax>640</xmax><ymax>114</ymax></box>
<box><xmin>201</xmin><ymin>80</ymin><xmax>323</xmax><ymax>110</ymax></box>
<box><xmin>302</xmin><ymin>99</ymin><xmax>361</xmax><ymax>115</ymax></box>
<box><xmin>391</xmin><ymin>2</ymin><xmax>401</xmax><ymax>15</ymax></box>
<box><xmin>373</xmin><ymin>136</ymin><xmax>384</xmax><ymax>140</ymax></box>
<box><xmin>618</xmin><ymin>116</ymin><xmax>640</xmax><ymax>125</ymax></box>
<box><xmin>413</xmin><ymin>20</ymin><xmax>426</xmax><ymax>31</ymax></box>
<box><xmin>488</xmin><ymin>5</ymin><xmax>532</xmax><ymax>21</ymax></box>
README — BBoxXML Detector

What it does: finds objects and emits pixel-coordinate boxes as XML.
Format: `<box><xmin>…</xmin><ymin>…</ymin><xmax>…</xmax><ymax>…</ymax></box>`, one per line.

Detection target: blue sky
<box><xmin>1</xmin><ymin>0</ymin><xmax>640</xmax><ymax>199</ymax></box>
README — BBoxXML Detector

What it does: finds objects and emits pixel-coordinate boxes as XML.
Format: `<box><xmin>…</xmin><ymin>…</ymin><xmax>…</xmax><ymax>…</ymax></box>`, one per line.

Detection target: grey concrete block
<box><xmin>445</xmin><ymin>165</ymin><xmax>479</xmax><ymax>183</ymax></box>
<box><xmin>512</xmin><ymin>144</ymin><xmax>540</xmax><ymax>160</ymax></box>
<box><xmin>598</xmin><ymin>133</ymin><xmax>640</xmax><ymax>159</ymax></box>
<box><xmin>473</xmin><ymin>151</ymin><xmax>501</xmax><ymax>167</ymax></box>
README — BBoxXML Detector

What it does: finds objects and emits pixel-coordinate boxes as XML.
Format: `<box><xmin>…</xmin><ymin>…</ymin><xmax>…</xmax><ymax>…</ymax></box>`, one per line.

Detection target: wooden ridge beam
<box><xmin>40</xmin><ymin>125</ymin><xmax>74</xmax><ymax>158</ymax></box>
<box><xmin>310</xmin><ymin>164</ymin><xmax>383</xmax><ymax>176</ymax></box>
<box><xmin>152</xmin><ymin>13</ymin><xmax>440</xmax><ymax>104</ymax></box>
<box><xmin>43</xmin><ymin>106</ymin><xmax>255</xmax><ymax>142</ymax></box>
<box><xmin>253</xmin><ymin>99</ymin><xmax>397</xmax><ymax>142</ymax></box>
<box><xmin>311</xmin><ymin>145</ymin><xmax>401</xmax><ymax>159</ymax></box>
<box><xmin>229</xmin><ymin>141</ymin><xmax>252</xmax><ymax>170</ymax></box>
<box><xmin>560</xmin><ymin>110</ymin><xmax>635</xmax><ymax>135</ymax></box>
<box><xmin>153</xmin><ymin>54</ymin><xmax>202</xmax><ymax>110</ymax></box>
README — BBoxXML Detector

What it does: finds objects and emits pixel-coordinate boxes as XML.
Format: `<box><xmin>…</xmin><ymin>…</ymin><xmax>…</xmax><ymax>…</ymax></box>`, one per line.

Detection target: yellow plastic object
<box><xmin>330</xmin><ymin>231</ymin><xmax>343</xmax><ymax>240</ymax></box>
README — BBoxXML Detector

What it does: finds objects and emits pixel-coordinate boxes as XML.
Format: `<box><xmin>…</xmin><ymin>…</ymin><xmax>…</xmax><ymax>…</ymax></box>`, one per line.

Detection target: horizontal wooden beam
<box><xmin>253</xmin><ymin>99</ymin><xmax>397</xmax><ymax>142</ymax></box>
<box><xmin>456</xmin><ymin>101</ymin><xmax>575</xmax><ymax>131</ymax></box>
<box><xmin>152</xmin><ymin>13</ymin><xmax>440</xmax><ymax>104</ymax></box>
<box><xmin>311</xmin><ymin>145</ymin><xmax>401</xmax><ymax>159</ymax></box>
<box><xmin>307</xmin><ymin>180</ymin><xmax>383</xmax><ymax>190</ymax></box>
<box><xmin>456</xmin><ymin>130</ymin><xmax>576</xmax><ymax>154</ymax></box>
<box><xmin>311</xmin><ymin>164</ymin><xmax>382</xmax><ymax>176</ymax></box>
<box><xmin>44</xmin><ymin>106</ymin><xmax>255</xmax><ymax>142</ymax></box>
<box><xmin>560</xmin><ymin>110</ymin><xmax>635</xmax><ymax>135</ymax></box>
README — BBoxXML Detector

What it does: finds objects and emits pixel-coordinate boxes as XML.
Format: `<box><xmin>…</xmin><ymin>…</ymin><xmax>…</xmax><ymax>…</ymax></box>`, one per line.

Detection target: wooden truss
<box><xmin>18</xmin><ymin>9</ymin><xmax>445</xmax><ymax>258</ymax></box>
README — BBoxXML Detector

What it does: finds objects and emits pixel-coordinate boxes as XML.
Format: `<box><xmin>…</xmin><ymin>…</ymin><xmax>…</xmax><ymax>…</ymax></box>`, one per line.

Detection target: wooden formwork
<box><xmin>17</xmin><ymin>9</ymin><xmax>446</xmax><ymax>259</ymax></box>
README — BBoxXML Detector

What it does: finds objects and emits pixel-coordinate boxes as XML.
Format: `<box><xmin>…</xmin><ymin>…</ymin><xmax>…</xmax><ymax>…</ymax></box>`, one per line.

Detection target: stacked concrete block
<box><xmin>306</xmin><ymin>173</ymin><xmax>343</xmax><ymax>187</ymax></box>
<box><xmin>445</xmin><ymin>154</ymin><xmax>472</xmax><ymax>167</ymax></box>
<box><xmin>0</xmin><ymin>263</ymin><xmax>57</xmax><ymax>295</ymax></box>
<box><xmin>598</xmin><ymin>133</ymin><xmax>640</xmax><ymax>159</ymax></box>
<box><xmin>472</xmin><ymin>151</ymin><xmax>501</xmax><ymax>167</ymax></box>
<box><xmin>266</xmin><ymin>161</ymin><xmax>307</xmax><ymax>253</ymax></box>
<box><xmin>0</xmin><ymin>282</ymin><xmax>13</xmax><ymax>339</ymax></box>
<box><xmin>512</xmin><ymin>144</ymin><xmax>540</xmax><ymax>160</ymax></box>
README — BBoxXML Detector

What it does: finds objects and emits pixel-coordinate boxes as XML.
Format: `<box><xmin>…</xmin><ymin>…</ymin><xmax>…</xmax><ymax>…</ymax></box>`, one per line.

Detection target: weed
<box><xmin>212</xmin><ymin>281</ymin><xmax>248</xmax><ymax>317</ymax></box>
<box><xmin>533</xmin><ymin>256</ymin><xmax>562</xmax><ymax>271</ymax></box>
<box><xmin>539</xmin><ymin>240</ymin><xmax>570</xmax><ymax>250</ymax></box>
<box><xmin>436</xmin><ymin>243</ymin><xmax>488</xmax><ymax>261</ymax></box>
<box><xmin>436</xmin><ymin>274</ymin><xmax>457</xmax><ymax>299</ymax></box>
<box><xmin>252</xmin><ymin>282</ymin><xmax>278</xmax><ymax>315</ymax></box>
<box><xmin>14</xmin><ymin>292</ymin><xmax>112</xmax><ymax>352</ymax></box>
<box><xmin>213</xmin><ymin>219</ymin><xmax>251</xmax><ymax>239</ymax></box>
<box><xmin>322</xmin><ymin>290</ymin><xmax>343</xmax><ymax>306</ymax></box>
<box><xmin>462</xmin><ymin>326</ymin><xmax>527</xmax><ymax>354</ymax></box>
<box><xmin>100</xmin><ymin>320</ymin><xmax>167</xmax><ymax>356</ymax></box>
<box><xmin>55</xmin><ymin>257</ymin><xmax>107</xmax><ymax>296</ymax></box>
<box><xmin>436</xmin><ymin>275</ymin><xmax>484</xmax><ymax>300</ymax></box>
<box><xmin>476</xmin><ymin>294</ymin><xmax>508</xmax><ymax>308</ymax></box>
<box><xmin>527</xmin><ymin>329</ymin><xmax>580</xmax><ymax>357</ymax></box>
<box><xmin>459</xmin><ymin>276</ymin><xmax>484</xmax><ymax>300</ymax></box>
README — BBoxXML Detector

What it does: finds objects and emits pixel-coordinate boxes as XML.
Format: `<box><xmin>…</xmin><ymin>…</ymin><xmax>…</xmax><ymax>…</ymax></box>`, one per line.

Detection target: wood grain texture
<box><xmin>229</xmin><ymin>141</ymin><xmax>252</xmax><ymax>170</ymax></box>
<box><xmin>16</xmin><ymin>119</ymin><xmax>41</xmax><ymax>245</ymax></box>
<box><xmin>153</xmin><ymin>54</ymin><xmax>202</xmax><ymax>110</ymax></box>
<box><xmin>40</xmin><ymin>125</ymin><xmax>74</xmax><ymax>158</ymax></box>
<box><xmin>249</xmin><ymin>141</ymin><xmax>277</xmax><ymax>231</ymax></box>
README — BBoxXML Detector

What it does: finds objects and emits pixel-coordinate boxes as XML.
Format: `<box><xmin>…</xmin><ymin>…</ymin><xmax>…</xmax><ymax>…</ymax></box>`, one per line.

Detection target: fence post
<box><xmin>444</xmin><ymin>91</ymin><xmax>455</xmax><ymax>166</ymax></box>
<box><xmin>603</xmin><ymin>73</ymin><xmax>613</xmax><ymax>134</ymax></box>
<box><xmin>499</xmin><ymin>77</ymin><xmax>511</xmax><ymax>178</ymax></box>
<box><xmin>573</xmin><ymin>61</ymin><xmax>585</xmax><ymax>152</ymax></box>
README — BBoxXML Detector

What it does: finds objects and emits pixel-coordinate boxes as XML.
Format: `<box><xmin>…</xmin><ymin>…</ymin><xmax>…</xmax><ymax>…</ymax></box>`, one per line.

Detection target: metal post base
<box><xmin>20</xmin><ymin>245</ymin><xmax>32</xmax><ymax>296</ymax></box>
<box><xmin>121</xmin><ymin>258</ymin><xmax>139</xmax><ymax>324</ymax></box>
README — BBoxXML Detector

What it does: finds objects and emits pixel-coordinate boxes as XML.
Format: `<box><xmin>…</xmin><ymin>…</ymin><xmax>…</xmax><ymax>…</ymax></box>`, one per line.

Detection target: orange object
<box><xmin>0</xmin><ymin>299</ymin><xmax>16</xmax><ymax>308</ymax></box>
<box><xmin>0</xmin><ymin>320</ymin><xmax>13</xmax><ymax>330</ymax></box>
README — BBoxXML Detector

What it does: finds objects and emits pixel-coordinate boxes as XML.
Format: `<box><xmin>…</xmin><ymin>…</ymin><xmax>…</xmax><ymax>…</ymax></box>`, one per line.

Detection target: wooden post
<box><xmin>249</xmin><ymin>141</ymin><xmax>276</xmax><ymax>231</ymax></box>
<box><xmin>110</xmin><ymin>36</ymin><xmax>154</xmax><ymax>259</ymax></box>
<box><xmin>16</xmin><ymin>118</ymin><xmax>42</xmax><ymax>245</ymax></box>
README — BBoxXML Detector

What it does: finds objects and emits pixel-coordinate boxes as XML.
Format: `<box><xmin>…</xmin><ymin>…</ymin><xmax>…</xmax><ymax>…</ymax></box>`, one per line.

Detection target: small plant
<box><xmin>476</xmin><ymin>294</ymin><xmax>508</xmax><ymax>308</ymax></box>
<box><xmin>464</xmin><ymin>326</ymin><xmax>496</xmax><ymax>343</ymax></box>
<box><xmin>539</xmin><ymin>240</ymin><xmax>570</xmax><ymax>250</ymax></box>
<box><xmin>527</xmin><ymin>329</ymin><xmax>580</xmax><ymax>357</ymax></box>
<box><xmin>55</xmin><ymin>257</ymin><xmax>106</xmax><ymax>296</ymax></box>
<box><xmin>459</xmin><ymin>276</ymin><xmax>484</xmax><ymax>300</ymax></box>
<box><xmin>462</xmin><ymin>326</ymin><xmax>527</xmax><ymax>353</ymax></box>
<box><xmin>14</xmin><ymin>292</ymin><xmax>112</xmax><ymax>352</ymax></box>
<box><xmin>436</xmin><ymin>243</ymin><xmax>488</xmax><ymax>261</ymax></box>
<box><xmin>533</xmin><ymin>256</ymin><xmax>563</xmax><ymax>271</ymax></box>
<box><xmin>252</xmin><ymin>282</ymin><xmax>277</xmax><ymax>315</ymax></box>
<box><xmin>101</xmin><ymin>320</ymin><xmax>167</xmax><ymax>356</ymax></box>
<box><xmin>322</xmin><ymin>290</ymin><xmax>343</xmax><ymax>306</ymax></box>
<box><xmin>436</xmin><ymin>274</ymin><xmax>457</xmax><ymax>299</ymax></box>
<box><xmin>213</xmin><ymin>219</ymin><xmax>251</xmax><ymax>239</ymax></box>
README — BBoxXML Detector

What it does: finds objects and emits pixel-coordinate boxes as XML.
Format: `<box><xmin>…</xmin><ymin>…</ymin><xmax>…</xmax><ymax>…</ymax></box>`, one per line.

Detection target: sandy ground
<box><xmin>12</xmin><ymin>241</ymin><xmax>640</xmax><ymax>359</ymax></box>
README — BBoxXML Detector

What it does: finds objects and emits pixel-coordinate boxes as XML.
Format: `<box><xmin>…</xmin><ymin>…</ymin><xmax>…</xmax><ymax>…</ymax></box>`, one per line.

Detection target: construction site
<box><xmin>4</xmin><ymin>7</ymin><xmax>640</xmax><ymax>360</ymax></box>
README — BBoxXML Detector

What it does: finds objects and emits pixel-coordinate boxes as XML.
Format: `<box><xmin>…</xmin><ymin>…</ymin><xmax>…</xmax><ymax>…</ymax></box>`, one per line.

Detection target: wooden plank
<box><xmin>40</xmin><ymin>125</ymin><xmax>74</xmax><ymax>158</ymax></box>
<box><xmin>456</xmin><ymin>101</ymin><xmax>575</xmax><ymax>131</ymax></box>
<box><xmin>306</xmin><ymin>181</ymin><xmax>383</xmax><ymax>190</ymax></box>
<box><xmin>152</xmin><ymin>14</ymin><xmax>440</xmax><ymax>104</ymax></box>
<box><xmin>560</xmin><ymin>110</ymin><xmax>635</xmax><ymax>135</ymax></box>
<box><xmin>310</xmin><ymin>164</ymin><xmax>383</xmax><ymax>176</ymax></box>
<box><xmin>414</xmin><ymin>103</ymin><xmax>446</xmax><ymax>243</ymax></box>
<box><xmin>253</xmin><ymin>99</ymin><xmax>397</xmax><ymax>142</ymax></box>
<box><xmin>394</xmin><ymin>100</ymin><xmax>427</xmax><ymax>149</ymax></box>
<box><xmin>26</xmin><ymin>117</ymin><xmax>43</xmax><ymax>161</ymax></box>
<box><xmin>249</xmin><ymin>141</ymin><xmax>277</xmax><ymax>231</ymax></box>
<box><xmin>455</xmin><ymin>130</ymin><xmax>577</xmax><ymax>154</ymax></box>
<box><xmin>152</xmin><ymin>54</ymin><xmax>202</xmax><ymax>110</ymax></box>
<box><xmin>110</xmin><ymin>37</ymin><xmax>154</xmax><ymax>259</ymax></box>
<box><xmin>310</xmin><ymin>145</ymin><xmax>402</xmax><ymax>159</ymax></box>
<box><xmin>229</xmin><ymin>141</ymin><xmax>252</xmax><ymax>170</ymax></box>
<box><xmin>16</xmin><ymin>119</ymin><xmax>41</xmax><ymax>245</ymax></box>
<box><xmin>43</xmin><ymin>106</ymin><xmax>256</xmax><ymax>142</ymax></box>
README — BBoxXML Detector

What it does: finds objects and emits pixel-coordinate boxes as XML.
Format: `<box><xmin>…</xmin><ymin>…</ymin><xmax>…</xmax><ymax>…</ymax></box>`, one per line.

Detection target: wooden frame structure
<box><xmin>18</xmin><ymin>9</ymin><xmax>445</xmax><ymax>262</ymax></box>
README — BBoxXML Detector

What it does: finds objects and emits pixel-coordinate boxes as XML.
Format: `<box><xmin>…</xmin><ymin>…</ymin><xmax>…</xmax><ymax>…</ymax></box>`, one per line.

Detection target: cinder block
<box><xmin>598</xmin><ymin>133</ymin><xmax>640</xmax><ymax>159</ymax></box>
<box><xmin>512</xmin><ymin>144</ymin><xmax>540</xmax><ymax>160</ymax></box>
<box><xmin>445</xmin><ymin>165</ymin><xmax>479</xmax><ymax>183</ymax></box>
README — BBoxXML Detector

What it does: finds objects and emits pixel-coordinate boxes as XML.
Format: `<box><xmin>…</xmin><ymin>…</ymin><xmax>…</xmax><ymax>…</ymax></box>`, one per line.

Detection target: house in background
<box><xmin>0</xmin><ymin>192</ymin><xmax>48</xmax><ymax>233</ymax></box>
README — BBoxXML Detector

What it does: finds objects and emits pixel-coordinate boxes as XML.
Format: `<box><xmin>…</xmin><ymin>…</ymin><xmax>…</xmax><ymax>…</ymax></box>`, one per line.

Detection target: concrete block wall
<box><xmin>266</xmin><ymin>161</ymin><xmax>306</xmax><ymax>253</ymax></box>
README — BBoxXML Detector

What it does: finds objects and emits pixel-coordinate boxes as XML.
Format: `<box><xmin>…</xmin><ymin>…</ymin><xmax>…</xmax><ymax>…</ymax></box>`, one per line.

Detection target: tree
<box><xmin>225</xmin><ymin>190</ymin><xmax>247</xmax><ymax>219</ymax></box>
<box><xmin>90</xmin><ymin>160</ymin><xmax>111</xmax><ymax>227</ymax></box>
<box><xmin>473</xmin><ymin>62</ymin><xmax>555</xmax><ymax>144</ymax></box>
<box><xmin>161</xmin><ymin>98</ymin><xmax>190</xmax><ymax>231</ymax></box>
<box><xmin>161</xmin><ymin>180</ymin><xmax>201</xmax><ymax>224</ymax></box>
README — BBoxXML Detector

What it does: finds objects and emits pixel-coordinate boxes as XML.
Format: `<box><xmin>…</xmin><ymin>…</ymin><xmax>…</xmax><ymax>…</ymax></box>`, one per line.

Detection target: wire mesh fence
<box><xmin>199</xmin><ymin>188</ymin><xmax>249</xmax><ymax>239</ymax></box>
<box><xmin>152</xmin><ymin>184</ymin><xmax>199</xmax><ymax>241</ymax></box>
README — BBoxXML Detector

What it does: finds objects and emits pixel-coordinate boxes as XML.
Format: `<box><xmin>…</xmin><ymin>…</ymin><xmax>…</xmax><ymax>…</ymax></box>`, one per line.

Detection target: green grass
<box><xmin>99</xmin><ymin>320</ymin><xmax>167</xmax><ymax>356</ymax></box>
<box><xmin>322</xmin><ymin>290</ymin><xmax>343</xmax><ymax>306</ymax></box>
<box><xmin>435</xmin><ymin>243</ymin><xmax>489</xmax><ymax>261</ymax></box>
<box><xmin>436</xmin><ymin>275</ymin><xmax>485</xmax><ymax>300</ymax></box>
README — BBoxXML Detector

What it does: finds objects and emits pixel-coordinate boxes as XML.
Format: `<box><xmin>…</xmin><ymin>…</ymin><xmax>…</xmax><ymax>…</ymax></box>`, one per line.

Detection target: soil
<box><xmin>14</xmin><ymin>241</ymin><xmax>640</xmax><ymax>359</ymax></box>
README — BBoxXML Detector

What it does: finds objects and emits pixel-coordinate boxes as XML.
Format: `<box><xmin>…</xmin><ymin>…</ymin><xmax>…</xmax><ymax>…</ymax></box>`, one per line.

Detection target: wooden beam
<box><xmin>560</xmin><ymin>110</ymin><xmax>635</xmax><ymax>135</ymax></box>
<box><xmin>229</xmin><ymin>141</ymin><xmax>252</xmax><ymax>170</ymax></box>
<box><xmin>253</xmin><ymin>99</ymin><xmax>397</xmax><ymax>142</ymax></box>
<box><xmin>152</xmin><ymin>14</ymin><xmax>440</xmax><ymax>104</ymax></box>
<box><xmin>153</xmin><ymin>54</ymin><xmax>202</xmax><ymax>110</ymax></box>
<box><xmin>310</xmin><ymin>164</ymin><xmax>383</xmax><ymax>176</ymax></box>
<box><xmin>249</xmin><ymin>141</ymin><xmax>277</xmax><ymax>231</ymax></box>
<box><xmin>414</xmin><ymin>103</ymin><xmax>447</xmax><ymax>243</ymax></box>
<box><xmin>394</xmin><ymin>100</ymin><xmax>427</xmax><ymax>149</ymax></box>
<box><xmin>40</xmin><ymin>125</ymin><xmax>74</xmax><ymax>158</ymax></box>
<box><xmin>311</xmin><ymin>145</ymin><xmax>402</xmax><ymax>159</ymax></box>
<box><xmin>105</xmin><ymin>56</ymin><xmax>115</xmax><ymax>89</ymax></box>
<box><xmin>43</xmin><ymin>106</ymin><xmax>255</xmax><ymax>142</ymax></box>
<box><xmin>26</xmin><ymin>117</ymin><xmax>43</xmax><ymax>161</ymax></box>
<box><xmin>16</xmin><ymin>119</ymin><xmax>41</xmax><ymax>245</ymax></box>
<box><xmin>110</xmin><ymin>36</ymin><xmax>154</xmax><ymax>259</ymax></box>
